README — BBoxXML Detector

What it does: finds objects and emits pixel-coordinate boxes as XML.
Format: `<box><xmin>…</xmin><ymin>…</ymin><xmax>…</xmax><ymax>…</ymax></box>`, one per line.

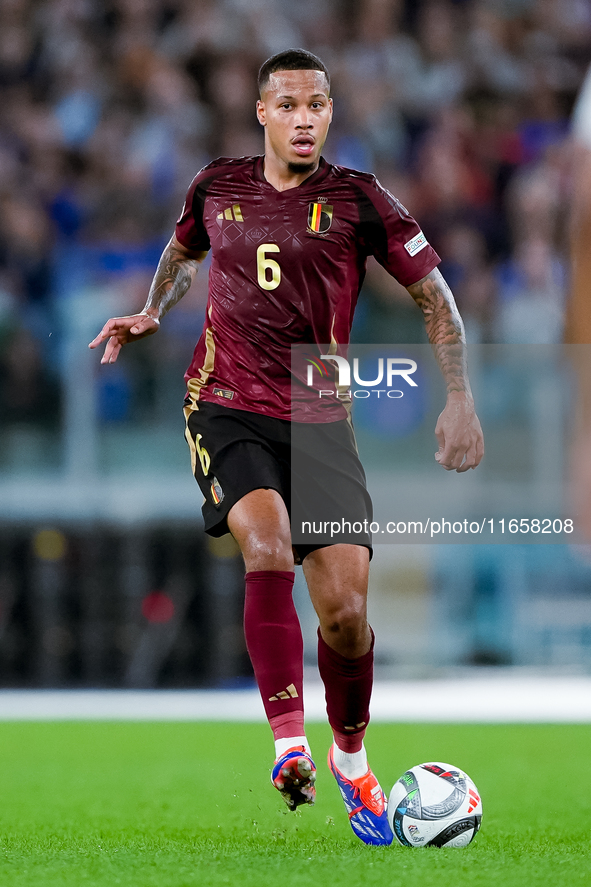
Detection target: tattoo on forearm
<box><xmin>407</xmin><ymin>269</ymin><xmax>470</xmax><ymax>396</ymax></box>
<box><xmin>144</xmin><ymin>241</ymin><xmax>200</xmax><ymax>318</ymax></box>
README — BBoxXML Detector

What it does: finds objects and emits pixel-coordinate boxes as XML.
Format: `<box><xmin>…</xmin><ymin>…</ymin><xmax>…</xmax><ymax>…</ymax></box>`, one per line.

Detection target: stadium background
<box><xmin>1</xmin><ymin>0</ymin><xmax>591</xmax><ymax>690</ymax></box>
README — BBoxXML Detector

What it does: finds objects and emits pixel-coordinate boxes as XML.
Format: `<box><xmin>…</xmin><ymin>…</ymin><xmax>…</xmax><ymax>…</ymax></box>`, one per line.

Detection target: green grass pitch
<box><xmin>1</xmin><ymin>721</ymin><xmax>590</xmax><ymax>886</ymax></box>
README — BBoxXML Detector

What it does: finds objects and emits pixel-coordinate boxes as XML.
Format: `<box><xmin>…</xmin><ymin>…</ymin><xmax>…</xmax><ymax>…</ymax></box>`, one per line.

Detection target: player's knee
<box><xmin>242</xmin><ymin>534</ymin><xmax>293</xmax><ymax>571</ymax></box>
<box><xmin>321</xmin><ymin>600</ymin><xmax>366</xmax><ymax>640</ymax></box>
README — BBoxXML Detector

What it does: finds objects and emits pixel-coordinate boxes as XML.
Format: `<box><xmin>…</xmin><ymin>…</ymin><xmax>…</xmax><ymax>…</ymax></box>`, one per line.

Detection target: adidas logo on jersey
<box><xmin>217</xmin><ymin>204</ymin><xmax>243</xmax><ymax>222</ymax></box>
<box><xmin>268</xmin><ymin>683</ymin><xmax>299</xmax><ymax>702</ymax></box>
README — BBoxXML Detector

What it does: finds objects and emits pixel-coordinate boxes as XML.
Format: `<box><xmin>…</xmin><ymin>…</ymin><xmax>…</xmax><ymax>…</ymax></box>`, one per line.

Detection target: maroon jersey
<box><xmin>176</xmin><ymin>155</ymin><xmax>439</xmax><ymax>421</ymax></box>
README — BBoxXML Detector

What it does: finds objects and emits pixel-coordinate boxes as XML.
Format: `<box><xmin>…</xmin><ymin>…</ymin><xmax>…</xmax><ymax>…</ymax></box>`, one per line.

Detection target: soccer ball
<box><xmin>388</xmin><ymin>762</ymin><xmax>482</xmax><ymax>848</ymax></box>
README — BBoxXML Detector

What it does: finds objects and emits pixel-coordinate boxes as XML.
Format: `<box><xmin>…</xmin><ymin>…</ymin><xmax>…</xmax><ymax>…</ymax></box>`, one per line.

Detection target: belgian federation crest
<box><xmin>210</xmin><ymin>477</ymin><xmax>224</xmax><ymax>505</ymax></box>
<box><xmin>307</xmin><ymin>202</ymin><xmax>333</xmax><ymax>234</ymax></box>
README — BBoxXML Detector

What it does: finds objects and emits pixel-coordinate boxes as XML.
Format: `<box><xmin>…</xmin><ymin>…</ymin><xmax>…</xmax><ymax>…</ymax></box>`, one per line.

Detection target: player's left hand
<box><xmin>434</xmin><ymin>392</ymin><xmax>484</xmax><ymax>472</ymax></box>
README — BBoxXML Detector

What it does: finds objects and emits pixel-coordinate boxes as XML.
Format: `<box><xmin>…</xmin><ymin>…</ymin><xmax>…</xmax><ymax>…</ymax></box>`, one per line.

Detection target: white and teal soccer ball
<box><xmin>388</xmin><ymin>762</ymin><xmax>482</xmax><ymax>848</ymax></box>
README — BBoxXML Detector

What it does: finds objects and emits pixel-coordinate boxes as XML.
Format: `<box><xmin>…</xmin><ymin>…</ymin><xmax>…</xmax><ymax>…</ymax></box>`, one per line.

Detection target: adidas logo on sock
<box><xmin>344</xmin><ymin>721</ymin><xmax>367</xmax><ymax>731</ymax></box>
<box><xmin>217</xmin><ymin>204</ymin><xmax>243</xmax><ymax>222</ymax></box>
<box><xmin>268</xmin><ymin>683</ymin><xmax>299</xmax><ymax>702</ymax></box>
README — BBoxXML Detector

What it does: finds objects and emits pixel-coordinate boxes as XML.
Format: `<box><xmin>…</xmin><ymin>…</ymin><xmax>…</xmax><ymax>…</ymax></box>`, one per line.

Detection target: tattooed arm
<box><xmin>144</xmin><ymin>234</ymin><xmax>207</xmax><ymax>321</ymax></box>
<box><xmin>89</xmin><ymin>235</ymin><xmax>208</xmax><ymax>364</ymax></box>
<box><xmin>406</xmin><ymin>268</ymin><xmax>484</xmax><ymax>472</ymax></box>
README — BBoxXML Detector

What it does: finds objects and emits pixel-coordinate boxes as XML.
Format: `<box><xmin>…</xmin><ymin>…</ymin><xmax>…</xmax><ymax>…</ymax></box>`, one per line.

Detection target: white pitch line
<box><xmin>0</xmin><ymin>677</ymin><xmax>591</xmax><ymax>722</ymax></box>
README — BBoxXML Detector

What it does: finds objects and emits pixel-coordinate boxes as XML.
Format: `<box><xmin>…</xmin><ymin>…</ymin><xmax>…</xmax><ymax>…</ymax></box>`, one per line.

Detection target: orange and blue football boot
<box><xmin>328</xmin><ymin>745</ymin><xmax>393</xmax><ymax>845</ymax></box>
<box><xmin>271</xmin><ymin>746</ymin><xmax>316</xmax><ymax>811</ymax></box>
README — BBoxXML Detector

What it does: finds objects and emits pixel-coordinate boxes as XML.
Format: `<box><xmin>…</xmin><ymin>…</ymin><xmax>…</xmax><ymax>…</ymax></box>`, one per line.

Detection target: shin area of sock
<box><xmin>244</xmin><ymin>570</ymin><xmax>304</xmax><ymax>722</ymax></box>
<box><xmin>317</xmin><ymin>627</ymin><xmax>374</xmax><ymax>752</ymax></box>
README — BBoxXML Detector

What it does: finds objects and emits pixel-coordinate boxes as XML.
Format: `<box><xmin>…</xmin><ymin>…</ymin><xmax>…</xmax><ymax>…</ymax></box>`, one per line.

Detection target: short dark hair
<box><xmin>258</xmin><ymin>49</ymin><xmax>330</xmax><ymax>96</ymax></box>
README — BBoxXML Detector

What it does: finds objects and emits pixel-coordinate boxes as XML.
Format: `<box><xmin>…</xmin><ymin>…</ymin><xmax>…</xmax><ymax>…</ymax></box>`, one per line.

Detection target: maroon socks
<box><xmin>243</xmin><ymin>570</ymin><xmax>305</xmax><ymax>740</ymax></box>
<box><xmin>317</xmin><ymin>627</ymin><xmax>374</xmax><ymax>754</ymax></box>
<box><xmin>244</xmin><ymin>570</ymin><xmax>375</xmax><ymax>757</ymax></box>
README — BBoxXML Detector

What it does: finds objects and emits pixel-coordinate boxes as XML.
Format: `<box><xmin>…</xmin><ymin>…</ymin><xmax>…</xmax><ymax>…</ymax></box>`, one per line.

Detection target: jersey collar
<box><xmin>254</xmin><ymin>155</ymin><xmax>331</xmax><ymax>192</ymax></box>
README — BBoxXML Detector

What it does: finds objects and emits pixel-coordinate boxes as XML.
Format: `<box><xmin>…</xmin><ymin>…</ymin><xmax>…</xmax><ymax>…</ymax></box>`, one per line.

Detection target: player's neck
<box><xmin>262</xmin><ymin>153</ymin><xmax>319</xmax><ymax>192</ymax></box>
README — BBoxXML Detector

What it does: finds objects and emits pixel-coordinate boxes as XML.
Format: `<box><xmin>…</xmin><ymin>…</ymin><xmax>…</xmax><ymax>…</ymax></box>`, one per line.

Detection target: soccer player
<box><xmin>89</xmin><ymin>49</ymin><xmax>484</xmax><ymax>846</ymax></box>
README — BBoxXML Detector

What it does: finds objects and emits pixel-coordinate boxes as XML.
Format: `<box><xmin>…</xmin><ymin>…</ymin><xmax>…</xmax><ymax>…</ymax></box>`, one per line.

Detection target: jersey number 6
<box><xmin>195</xmin><ymin>433</ymin><xmax>210</xmax><ymax>476</ymax></box>
<box><xmin>256</xmin><ymin>244</ymin><xmax>281</xmax><ymax>291</ymax></box>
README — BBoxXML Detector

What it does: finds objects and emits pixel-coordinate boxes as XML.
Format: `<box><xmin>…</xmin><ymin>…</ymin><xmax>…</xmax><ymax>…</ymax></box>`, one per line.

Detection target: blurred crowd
<box><xmin>0</xmin><ymin>0</ymin><xmax>590</xmax><ymax>430</ymax></box>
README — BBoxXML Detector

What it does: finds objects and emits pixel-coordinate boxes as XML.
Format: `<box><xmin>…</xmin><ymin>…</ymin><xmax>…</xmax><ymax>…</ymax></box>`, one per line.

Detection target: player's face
<box><xmin>256</xmin><ymin>70</ymin><xmax>333</xmax><ymax>173</ymax></box>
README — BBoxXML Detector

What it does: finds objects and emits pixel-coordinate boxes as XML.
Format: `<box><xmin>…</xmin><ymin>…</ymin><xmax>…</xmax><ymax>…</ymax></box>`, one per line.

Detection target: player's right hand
<box><xmin>88</xmin><ymin>313</ymin><xmax>160</xmax><ymax>364</ymax></box>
